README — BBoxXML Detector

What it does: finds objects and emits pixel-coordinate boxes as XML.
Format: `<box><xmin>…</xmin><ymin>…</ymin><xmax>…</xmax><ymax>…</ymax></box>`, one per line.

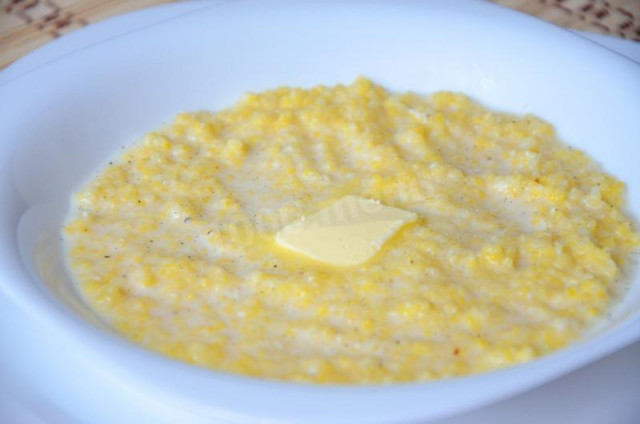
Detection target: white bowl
<box><xmin>1</xmin><ymin>1</ymin><xmax>639</xmax><ymax>423</ymax></box>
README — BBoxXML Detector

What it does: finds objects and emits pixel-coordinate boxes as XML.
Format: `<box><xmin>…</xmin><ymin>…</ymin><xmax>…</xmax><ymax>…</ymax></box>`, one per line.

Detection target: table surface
<box><xmin>1</xmin><ymin>1</ymin><xmax>639</xmax><ymax>424</ymax></box>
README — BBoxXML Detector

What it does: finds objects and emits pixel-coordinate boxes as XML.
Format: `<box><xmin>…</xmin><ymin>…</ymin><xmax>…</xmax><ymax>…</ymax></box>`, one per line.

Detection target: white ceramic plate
<box><xmin>1</xmin><ymin>1</ymin><xmax>639</xmax><ymax>423</ymax></box>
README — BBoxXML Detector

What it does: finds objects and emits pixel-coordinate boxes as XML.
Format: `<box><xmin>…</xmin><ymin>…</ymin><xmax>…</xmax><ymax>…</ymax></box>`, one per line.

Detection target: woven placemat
<box><xmin>497</xmin><ymin>0</ymin><xmax>640</xmax><ymax>39</ymax></box>
<box><xmin>1</xmin><ymin>0</ymin><xmax>639</xmax><ymax>70</ymax></box>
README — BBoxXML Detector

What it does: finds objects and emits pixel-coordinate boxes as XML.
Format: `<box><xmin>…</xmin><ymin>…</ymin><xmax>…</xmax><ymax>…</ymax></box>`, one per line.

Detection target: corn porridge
<box><xmin>64</xmin><ymin>78</ymin><xmax>639</xmax><ymax>383</ymax></box>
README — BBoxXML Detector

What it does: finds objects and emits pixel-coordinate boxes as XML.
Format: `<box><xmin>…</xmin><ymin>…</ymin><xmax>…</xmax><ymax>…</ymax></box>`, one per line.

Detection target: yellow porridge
<box><xmin>64</xmin><ymin>78</ymin><xmax>639</xmax><ymax>383</ymax></box>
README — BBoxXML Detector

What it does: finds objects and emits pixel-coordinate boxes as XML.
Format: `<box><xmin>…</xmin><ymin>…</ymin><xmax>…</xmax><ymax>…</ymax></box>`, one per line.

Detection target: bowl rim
<box><xmin>1</xmin><ymin>1</ymin><xmax>639</xmax><ymax>423</ymax></box>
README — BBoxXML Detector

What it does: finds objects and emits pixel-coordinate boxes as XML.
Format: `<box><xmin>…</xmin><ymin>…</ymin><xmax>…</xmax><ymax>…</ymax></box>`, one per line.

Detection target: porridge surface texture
<box><xmin>64</xmin><ymin>78</ymin><xmax>640</xmax><ymax>383</ymax></box>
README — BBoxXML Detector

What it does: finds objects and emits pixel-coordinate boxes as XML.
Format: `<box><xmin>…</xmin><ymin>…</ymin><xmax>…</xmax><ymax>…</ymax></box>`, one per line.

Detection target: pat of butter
<box><xmin>275</xmin><ymin>196</ymin><xmax>417</xmax><ymax>266</ymax></box>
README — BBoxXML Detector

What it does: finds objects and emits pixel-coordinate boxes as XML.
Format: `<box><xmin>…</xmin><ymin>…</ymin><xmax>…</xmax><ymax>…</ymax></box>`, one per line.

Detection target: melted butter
<box><xmin>276</xmin><ymin>196</ymin><xmax>417</xmax><ymax>266</ymax></box>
